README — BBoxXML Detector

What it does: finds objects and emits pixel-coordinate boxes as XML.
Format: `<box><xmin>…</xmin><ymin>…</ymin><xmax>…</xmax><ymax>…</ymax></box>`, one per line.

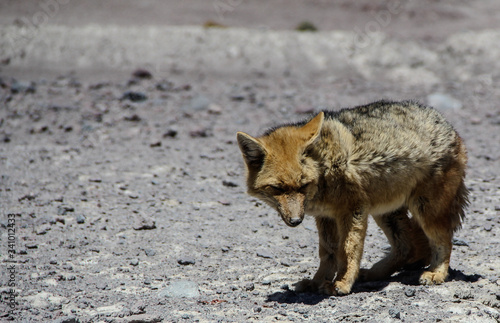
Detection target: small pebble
<box><xmin>470</xmin><ymin>117</ymin><xmax>482</xmax><ymax>125</ymax></box>
<box><xmin>388</xmin><ymin>308</ymin><xmax>401</xmax><ymax>319</ymax></box>
<box><xmin>404</xmin><ymin>288</ymin><xmax>416</xmax><ymax>297</ymax></box>
<box><xmin>452</xmin><ymin>238</ymin><xmax>469</xmax><ymax>246</ymax></box>
<box><xmin>133</xmin><ymin>215</ymin><xmax>156</xmax><ymax>230</ymax></box>
<box><xmin>76</xmin><ymin>214</ymin><xmax>85</xmax><ymax>224</ymax></box>
<box><xmin>124</xmin><ymin>114</ymin><xmax>142</xmax><ymax>122</ymax></box>
<box><xmin>244</xmin><ymin>283</ymin><xmax>255</xmax><ymax>291</ymax></box>
<box><xmin>132</xmin><ymin>69</ymin><xmax>153</xmax><ymax>79</ymax></box>
<box><xmin>208</xmin><ymin>103</ymin><xmax>222</xmax><ymax>114</ymax></box>
<box><xmin>189</xmin><ymin>127</ymin><xmax>212</xmax><ymax>138</ymax></box>
<box><xmin>122</xmin><ymin>91</ymin><xmax>148</xmax><ymax>102</ymax></box>
<box><xmin>222</xmin><ymin>180</ymin><xmax>238</xmax><ymax>187</ymax></box>
<box><xmin>130</xmin><ymin>259</ymin><xmax>139</xmax><ymax>266</ymax></box>
<box><xmin>256</xmin><ymin>249</ymin><xmax>273</xmax><ymax>259</ymax></box>
<box><xmin>177</xmin><ymin>257</ymin><xmax>195</xmax><ymax>266</ymax></box>
<box><xmin>58</xmin><ymin>205</ymin><xmax>74</xmax><ymax>215</ymax></box>
<box><xmin>163</xmin><ymin>129</ymin><xmax>178</xmax><ymax>138</ymax></box>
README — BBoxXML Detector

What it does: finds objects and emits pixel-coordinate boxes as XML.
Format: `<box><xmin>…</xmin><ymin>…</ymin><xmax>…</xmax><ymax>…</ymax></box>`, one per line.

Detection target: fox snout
<box><xmin>275</xmin><ymin>193</ymin><xmax>305</xmax><ymax>227</ymax></box>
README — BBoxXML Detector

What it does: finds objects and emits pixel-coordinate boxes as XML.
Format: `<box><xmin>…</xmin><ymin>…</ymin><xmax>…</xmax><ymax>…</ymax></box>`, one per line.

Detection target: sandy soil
<box><xmin>1</xmin><ymin>1</ymin><xmax>499</xmax><ymax>322</ymax></box>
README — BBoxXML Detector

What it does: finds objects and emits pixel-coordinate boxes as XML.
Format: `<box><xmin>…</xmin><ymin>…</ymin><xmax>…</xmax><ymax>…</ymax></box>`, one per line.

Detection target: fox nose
<box><xmin>289</xmin><ymin>217</ymin><xmax>303</xmax><ymax>226</ymax></box>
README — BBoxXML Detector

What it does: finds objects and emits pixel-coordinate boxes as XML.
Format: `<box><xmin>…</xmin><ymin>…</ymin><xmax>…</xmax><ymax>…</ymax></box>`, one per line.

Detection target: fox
<box><xmin>236</xmin><ymin>100</ymin><xmax>468</xmax><ymax>296</ymax></box>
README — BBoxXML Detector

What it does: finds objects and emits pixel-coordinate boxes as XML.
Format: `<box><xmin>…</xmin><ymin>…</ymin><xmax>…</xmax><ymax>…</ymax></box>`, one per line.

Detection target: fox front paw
<box><xmin>319</xmin><ymin>280</ymin><xmax>351</xmax><ymax>296</ymax></box>
<box><xmin>419</xmin><ymin>271</ymin><xmax>446</xmax><ymax>285</ymax></box>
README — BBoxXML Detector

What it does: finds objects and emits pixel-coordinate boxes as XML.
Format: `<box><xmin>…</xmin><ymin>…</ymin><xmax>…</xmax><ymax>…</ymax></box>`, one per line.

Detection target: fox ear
<box><xmin>301</xmin><ymin>112</ymin><xmax>324</xmax><ymax>145</ymax></box>
<box><xmin>237</xmin><ymin>132</ymin><xmax>266</xmax><ymax>169</ymax></box>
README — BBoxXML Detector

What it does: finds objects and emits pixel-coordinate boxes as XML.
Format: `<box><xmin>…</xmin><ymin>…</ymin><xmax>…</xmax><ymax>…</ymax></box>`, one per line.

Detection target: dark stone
<box><xmin>122</xmin><ymin>91</ymin><xmax>148</xmax><ymax>102</ymax></box>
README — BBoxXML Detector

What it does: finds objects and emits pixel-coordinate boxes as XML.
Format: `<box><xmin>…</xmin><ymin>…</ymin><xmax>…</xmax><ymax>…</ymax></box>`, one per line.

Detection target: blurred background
<box><xmin>1</xmin><ymin>0</ymin><xmax>499</xmax><ymax>82</ymax></box>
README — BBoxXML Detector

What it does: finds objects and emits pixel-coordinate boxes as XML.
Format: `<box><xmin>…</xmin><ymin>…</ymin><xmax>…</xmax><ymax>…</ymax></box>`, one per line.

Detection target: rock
<box><xmin>133</xmin><ymin>215</ymin><xmax>156</xmax><ymax>230</ymax></box>
<box><xmin>122</xmin><ymin>91</ymin><xmax>148</xmax><ymax>102</ymax></box>
<box><xmin>452</xmin><ymin>238</ymin><xmax>469</xmax><ymax>246</ymax></box>
<box><xmin>156</xmin><ymin>80</ymin><xmax>174</xmax><ymax>91</ymax></box>
<box><xmin>208</xmin><ymin>103</ymin><xmax>223</xmax><ymax>114</ymax></box>
<box><xmin>222</xmin><ymin>180</ymin><xmax>238</xmax><ymax>187</ymax></box>
<box><xmin>144</xmin><ymin>249</ymin><xmax>156</xmax><ymax>257</ymax></box>
<box><xmin>11</xmin><ymin>80</ymin><xmax>36</xmax><ymax>94</ymax></box>
<box><xmin>130</xmin><ymin>259</ymin><xmax>139</xmax><ymax>266</ymax></box>
<box><xmin>55</xmin><ymin>317</ymin><xmax>79</xmax><ymax>323</ymax></box>
<box><xmin>189</xmin><ymin>127</ymin><xmax>212</xmax><ymax>138</ymax></box>
<box><xmin>177</xmin><ymin>257</ymin><xmax>195</xmax><ymax>266</ymax></box>
<box><xmin>49</xmin><ymin>258</ymin><xmax>58</xmax><ymax>265</ymax></box>
<box><xmin>280</xmin><ymin>259</ymin><xmax>292</xmax><ymax>267</ymax></box>
<box><xmin>88</xmin><ymin>178</ymin><xmax>102</xmax><ymax>183</ymax></box>
<box><xmin>404</xmin><ymin>288</ymin><xmax>416</xmax><ymax>297</ymax></box>
<box><xmin>454</xmin><ymin>288</ymin><xmax>474</xmax><ymax>300</ymax></box>
<box><xmin>296</xmin><ymin>21</ymin><xmax>318</xmax><ymax>32</ymax></box>
<box><xmin>30</xmin><ymin>125</ymin><xmax>49</xmax><ymax>134</ymax></box>
<box><xmin>122</xmin><ymin>314</ymin><xmax>163</xmax><ymax>323</ymax></box>
<box><xmin>256</xmin><ymin>249</ymin><xmax>273</xmax><ymax>259</ymax></box>
<box><xmin>427</xmin><ymin>93</ymin><xmax>463</xmax><ymax>110</ymax></box>
<box><xmin>36</xmin><ymin>224</ymin><xmax>51</xmax><ymax>235</ymax></box>
<box><xmin>388</xmin><ymin>308</ymin><xmax>401</xmax><ymax>319</ymax></box>
<box><xmin>132</xmin><ymin>69</ymin><xmax>153</xmax><ymax>79</ymax></box>
<box><xmin>470</xmin><ymin>117</ymin><xmax>482</xmax><ymax>125</ymax></box>
<box><xmin>75</xmin><ymin>214</ymin><xmax>85</xmax><ymax>224</ymax></box>
<box><xmin>124</xmin><ymin>114</ymin><xmax>142</xmax><ymax>122</ymax></box>
<box><xmin>230</xmin><ymin>94</ymin><xmax>245</xmax><ymax>101</ymax></box>
<box><xmin>57</xmin><ymin>205</ymin><xmax>74</xmax><ymax>215</ymax></box>
<box><xmin>163</xmin><ymin>128</ymin><xmax>178</xmax><ymax>138</ymax></box>
<box><xmin>149</xmin><ymin>141</ymin><xmax>161</xmax><ymax>147</ymax></box>
<box><xmin>183</xmin><ymin>94</ymin><xmax>211</xmax><ymax>112</ymax></box>
<box><xmin>158</xmin><ymin>281</ymin><xmax>200</xmax><ymax>298</ymax></box>
<box><xmin>218</xmin><ymin>200</ymin><xmax>231</xmax><ymax>206</ymax></box>
<box><xmin>128</xmin><ymin>192</ymin><xmax>139</xmax><ymax>199</ymax></box>
<box><xmin>244</xmin><ymin>282</ymin><xmax>255</xmax><ymax>291</ymax></box>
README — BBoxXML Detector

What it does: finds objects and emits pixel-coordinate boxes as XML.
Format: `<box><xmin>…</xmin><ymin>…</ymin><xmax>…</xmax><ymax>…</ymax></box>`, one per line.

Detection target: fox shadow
<box><xmin>266</xmin><ymin>267</ymin><xmax>481</xmax><ymax>305</ymax></box>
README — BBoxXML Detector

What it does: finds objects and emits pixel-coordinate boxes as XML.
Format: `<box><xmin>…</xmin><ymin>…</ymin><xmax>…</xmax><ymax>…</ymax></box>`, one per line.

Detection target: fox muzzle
<box><xmin>276</xmin><ymin>193</ymin><xmax>305</xmax><ymax>227</ymax></box>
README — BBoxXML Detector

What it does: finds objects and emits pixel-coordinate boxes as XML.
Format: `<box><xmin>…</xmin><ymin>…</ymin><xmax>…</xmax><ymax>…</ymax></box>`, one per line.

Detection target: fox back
<box><xmin>237</xmin><ymin>100</ymin><xmax>467</xmax><ymax>229</ymax></box>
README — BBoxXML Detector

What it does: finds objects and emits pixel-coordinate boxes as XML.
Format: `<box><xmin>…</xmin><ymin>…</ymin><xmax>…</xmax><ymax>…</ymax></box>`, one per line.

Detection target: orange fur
<box><xmin>237</xmin><ymin>101</ymin><xmax>468</xmax><ymax>295</ymax></box>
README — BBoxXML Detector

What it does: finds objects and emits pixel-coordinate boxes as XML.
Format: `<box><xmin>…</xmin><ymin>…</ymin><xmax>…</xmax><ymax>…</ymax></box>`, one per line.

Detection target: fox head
<box><xmin>237</xmin><ymin>112</ymin><xmax>324</xmax><ymax>227</ymax></box>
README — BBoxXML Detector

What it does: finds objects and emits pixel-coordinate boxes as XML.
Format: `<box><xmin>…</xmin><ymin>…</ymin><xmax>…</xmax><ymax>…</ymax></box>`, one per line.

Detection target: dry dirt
<box><xmin>0</xmin><ymin>1</ymin><xmax>499</xmax><ymax>322</ymax></box>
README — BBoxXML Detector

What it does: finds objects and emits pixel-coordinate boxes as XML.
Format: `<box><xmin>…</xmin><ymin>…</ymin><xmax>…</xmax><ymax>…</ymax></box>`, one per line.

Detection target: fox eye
<box><xmin>268</xmin><ymin>185</ymin><xmax>285</xmax><ymax>194</ymax></box>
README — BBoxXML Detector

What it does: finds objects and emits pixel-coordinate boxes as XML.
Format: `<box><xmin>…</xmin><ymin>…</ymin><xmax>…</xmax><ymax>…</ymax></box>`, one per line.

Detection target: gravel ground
<box><xmin>1</xmin><ymin>1</ymin><xmax>500</xmax><ymax>322</ymax></box>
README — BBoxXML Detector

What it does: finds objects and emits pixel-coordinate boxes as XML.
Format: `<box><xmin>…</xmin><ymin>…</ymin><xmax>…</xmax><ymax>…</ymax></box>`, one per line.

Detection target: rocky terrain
<box><xmin>1</xmin><ymin>1</ymin><xmax>499</xmax><ymax>322</ymax></box>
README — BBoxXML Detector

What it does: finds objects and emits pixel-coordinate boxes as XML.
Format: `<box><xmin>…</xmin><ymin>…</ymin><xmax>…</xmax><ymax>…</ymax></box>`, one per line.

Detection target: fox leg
<box><xmin>295</xmin><ymin>217</ymin><xmax>338</xmax><ymax>293</ymax></box>
<box><xmin>410</xmin><ymin>165</ymin><xmax>467</xmax><ymax>285</ymax></box>
<box><xmin>320</xmin><ymin>212</ymin><xmax>368</xmax><ymax>295</ymax></box>
<box><xmin>360</xmin><ymin>208</ymin><xmax>413</xmax><ymax>281</ymax></box>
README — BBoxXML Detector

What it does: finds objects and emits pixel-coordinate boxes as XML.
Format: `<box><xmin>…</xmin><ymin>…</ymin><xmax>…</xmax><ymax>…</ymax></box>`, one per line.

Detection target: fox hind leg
<box><xmin>410</xmin><ymin>166</ymin><xmax>467</xmax><ymax>285</ymax></box>
<box><xmin>360</xmin><ymin>208</ymin><xmax>414</xmax><ymax>281</ymax></box>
